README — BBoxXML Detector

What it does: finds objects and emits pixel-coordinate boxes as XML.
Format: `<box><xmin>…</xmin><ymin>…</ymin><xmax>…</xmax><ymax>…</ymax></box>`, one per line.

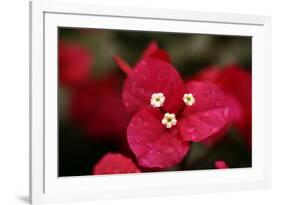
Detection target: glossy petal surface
<box><xmin>195</xmin><ymin>65</ymin><xmax>252</xmax><ymax>147</ymax></box>
<box><xmin>123</xmin><ymin>58</ymin><xmax>185</xmax><ymax>115</ymax></box>
<box><xmin>127</xmin><ymin>108</ymin><xmax>190</xmax><ymax>168</ymax></box>
<box><xmin>217</xmin><ymin>65</ymin><xmax>252</xmax><ymax>131</ymax></box>
<box><xmin>179</xmin><ymin>81</ymin><xmax>228</xmax><ymax>142</ymax></box>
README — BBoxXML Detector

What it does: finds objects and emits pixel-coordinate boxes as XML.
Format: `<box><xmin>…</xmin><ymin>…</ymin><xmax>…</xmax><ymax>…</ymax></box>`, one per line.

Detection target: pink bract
<box><xmin>217</xmin><ymin>66</ymin><xmax>251</xmax><ymax>132</ymax></box>
<box><xmin>59</xmin><ymin>40</ymin><xmax>93</xmax><ymax>87</ymax></box>
<box><xmin>127</xmin><ymin>108</ymin><xmax>189</xmax><ymax>168</ymax></box>
<box><xmin>179</xmin><ymin>81</ymin><xmax>229</xmax><ymax>142</ymax></box>
<box><xmin>214</xmin><ymin>160</ymin><xmax>229</xmax><ymax>169</ymax></box>
<box><xmin>123</xmin><ymin>58</ymin><xmax>185</xmax><ymax>116</ymax></box>
<box><xmin>71</xmin><ymin>75</ymin><xmax>129</xmax><ymax>139</ymax></box>
<box><xmin>93</xmin><ymin>153</ymin><xmax>141</xmax><ymax>175</ymax></box>
<box><xmin>194</xmin><ymin>65</ymin><xmax>251</xmax><ymax>147</ymax></box>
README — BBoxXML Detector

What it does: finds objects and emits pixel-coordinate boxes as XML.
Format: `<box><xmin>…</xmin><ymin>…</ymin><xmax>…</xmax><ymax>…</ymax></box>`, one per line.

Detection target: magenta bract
<box><xmin>93</xmin><ymin>153</ymin><xmax>141</xmax><ymax>175</ymax></box>
<box><xmin>127</xmin><ymin>108</ymin><xmax>190</xmax><ymax>168</ymax></box>
<box><xmin>194</xmin><ymin>65</ymin><xmax>252</xmax><ymax>147</ymax></box>
<box><xmin>59</xmin><ymin>40</ymin><xmax>93</xmax><ymax>87</ymax></box>
<box><xmin>214</xmin><ymin>160</ymin><xmax>229</xmax><ymax>169</ymax></box>
<box><xmin>71</xmin><ymin>75</ymin><xmax>129</xmax><ymax>139</ymax></box>
<box><xmin>123</xmin><ymin>58</ymin><xmax>185</xmax><ymax>116</ymax></box>
<box><xmin>179</xmin><ymin>81</ymin><xmax>229</xmax><ymax>142</ymax></box>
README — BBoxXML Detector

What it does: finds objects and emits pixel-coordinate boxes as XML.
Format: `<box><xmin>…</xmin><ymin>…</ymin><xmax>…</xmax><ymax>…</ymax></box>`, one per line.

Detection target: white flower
<box><xmin>183</xmin><ymin>93</ymin><xmax>195</xmax><ymax>106</ymax></box>
<box><xmin>150</xmin><ymin>92</ymin><xmax>165</xmax><ymax>108</ymax></box>
<box><xmin>161</xmin><ymin>113</ymin><xmax>177</xmax><ymax>128</ymax></box>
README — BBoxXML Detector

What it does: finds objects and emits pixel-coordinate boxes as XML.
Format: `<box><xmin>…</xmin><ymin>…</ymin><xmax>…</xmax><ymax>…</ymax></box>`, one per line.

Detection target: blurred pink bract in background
<box><xmin>215</xmin><ymin>160</ymin><xmax>229</xmax><ymax>169</ymax></box>
<box><xmin>93</xmin><ymin>153</ymin><xmax>141</xmax><ymax>175</ymax></box>
<box><xmin>59</xmin><ymin>40</ymin><xmax>93</xmax><ymax>87</ymax></box>
<box><xmin>70</xmin><ymin>75</ymin><xmax>129</xmax><ymax>140</ymax></box>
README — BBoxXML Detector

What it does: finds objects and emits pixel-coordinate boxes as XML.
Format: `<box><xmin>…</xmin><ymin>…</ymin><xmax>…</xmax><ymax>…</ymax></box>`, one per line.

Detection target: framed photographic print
<box><xmin>30</xmin><ymin>1</ymin><xmax>271</xmax><ymax>204</ymax></box>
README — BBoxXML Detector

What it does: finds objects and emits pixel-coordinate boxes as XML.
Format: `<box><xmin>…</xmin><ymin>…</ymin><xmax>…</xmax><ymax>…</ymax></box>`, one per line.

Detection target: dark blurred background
<box><xmin>59</xmin><ymin>27</ymin><xmax>252</xmax><ymax>177</ymax></box>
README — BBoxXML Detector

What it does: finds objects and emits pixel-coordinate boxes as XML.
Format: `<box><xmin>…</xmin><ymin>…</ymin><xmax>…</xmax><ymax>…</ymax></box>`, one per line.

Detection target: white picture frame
<box><xmin>30</xmin><ymin>1</ymin><xmax>272</xmax><ymax>204</ymax></box>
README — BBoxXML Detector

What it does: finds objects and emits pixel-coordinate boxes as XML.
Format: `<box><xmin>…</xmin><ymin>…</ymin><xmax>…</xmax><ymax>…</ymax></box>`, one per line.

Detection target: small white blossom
<box><xmin>150</xmin><ymin>92</ymin><xmax>165</xmax><ymax>108</ymax></box>
<box><xmin>161</xmin><ymin>113</ymin><xmax>177</xmax><ymax>129</ymax></box>
<box><xmin>183</xmin><ymin>93</ymin><xmax>195</xmax><ymax>106</ymax></box>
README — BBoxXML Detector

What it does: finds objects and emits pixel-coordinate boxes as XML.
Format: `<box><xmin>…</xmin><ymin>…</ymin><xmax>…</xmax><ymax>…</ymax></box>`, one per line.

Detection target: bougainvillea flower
<box><xmin>214</xmin><ymin>160</ymin><xmax>229</xmax><ymax>169</ymax></box>
<box><xmin>93</xmin><ymin>153</ymin><xmax>141</xmax><ymax>175</ymax></box>
<box><xmin>59</xmin><ymin>40</ymin><xmax>93</xmax><ymax>87</ymax></box>
<box><xmin>70</xmin><ymin>75</ymin><xmax>129</xmax><ymax>139</ymax></box>
<box><xmin>115</xmin><ymin>54</ymin><xmax>229</xmax><ymax>168</ymax></box>
<box><xmin>194</xmin><ymin>65</ymin><xmax>251</xmax><ymax>147</ymax></box>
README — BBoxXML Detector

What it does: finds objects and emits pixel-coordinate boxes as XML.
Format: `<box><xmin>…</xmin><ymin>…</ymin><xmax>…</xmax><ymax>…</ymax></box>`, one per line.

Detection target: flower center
<box><xmin>150</xmin><ymin>92</ymin><xmax>194</xmax><ymax>128</ymax></box>
<box><xmin>150</xmin><ymin>92</ymin><xmax>165</xmax><ymax>108</ymax></box>
<box><xmin>162</xmin><ymin>113</ymin><xmax>177</xmax><ymax>128</ymax></box>
<box><xmin>183</xmin><ymin>93</ymin><xmax>195</xmax><ymax>106</ymax></box>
